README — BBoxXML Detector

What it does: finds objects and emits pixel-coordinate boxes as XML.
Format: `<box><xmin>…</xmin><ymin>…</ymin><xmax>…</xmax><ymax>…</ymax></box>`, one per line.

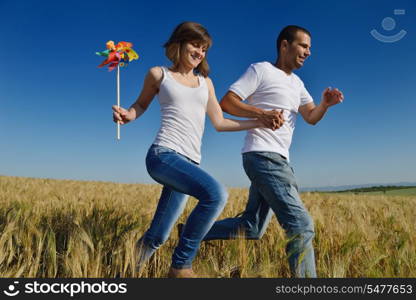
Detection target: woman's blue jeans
<box><xmin>137</xmin><ymin>144</ymin><xmax>227</xmax><ymax>270</ymax></box>
<box><xmin>204</xmin><ymin>151</ymin><xmax>316</xmax><ymax>277</ymax></box>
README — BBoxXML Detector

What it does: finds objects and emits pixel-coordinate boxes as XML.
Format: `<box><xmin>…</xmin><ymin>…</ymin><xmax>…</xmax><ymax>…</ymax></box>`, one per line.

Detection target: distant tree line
<box><xmin>333</xmin><ymin>186</ymin><xmax>416</xmax><ymax>194</ymax></box>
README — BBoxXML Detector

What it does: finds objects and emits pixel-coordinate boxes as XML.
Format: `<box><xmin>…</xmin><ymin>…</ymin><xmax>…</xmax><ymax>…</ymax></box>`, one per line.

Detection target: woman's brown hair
<box><xmin>164</xmin><ymin>22</ymin><xmax>212</xmax><ymax>77</ymax></box>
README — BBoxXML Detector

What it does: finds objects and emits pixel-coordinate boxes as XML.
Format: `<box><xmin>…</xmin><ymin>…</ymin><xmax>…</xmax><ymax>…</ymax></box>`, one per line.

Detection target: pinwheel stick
<box><xmin>95</xmin><ymin>40</ymin><xmax>139</xmax><ymax>140</ymax></box>
<box><xmin>116</xmin><ymin>64</ymin><xmax>120</xmax><ymax>140</ymax></box>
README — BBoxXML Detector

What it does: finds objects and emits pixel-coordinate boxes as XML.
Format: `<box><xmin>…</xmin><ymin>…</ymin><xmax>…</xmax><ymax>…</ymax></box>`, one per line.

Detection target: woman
<box><xmin>112</xmin><ymin>22</ymin><xmax>269</xmax><ymax>278</ymax></box>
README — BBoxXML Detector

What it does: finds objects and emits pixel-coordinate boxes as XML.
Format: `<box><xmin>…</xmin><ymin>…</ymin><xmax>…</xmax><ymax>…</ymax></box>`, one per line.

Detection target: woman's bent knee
<box><xmin>203</xmin><ymin>183</ymin><xmax>228</xmax><ymax>208</ymax></box>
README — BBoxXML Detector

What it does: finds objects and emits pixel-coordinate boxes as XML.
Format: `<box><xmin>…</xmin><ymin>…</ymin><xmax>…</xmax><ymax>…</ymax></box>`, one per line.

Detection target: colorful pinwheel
<box><xmin>96</xmin><ymin>40</ymin><xmax>139</xmax><ymax>71</ymax></box>
<box><xmin>96</xmin><ymin>41</ymin><xmax>139</xmax><ymax>140</ymax></box>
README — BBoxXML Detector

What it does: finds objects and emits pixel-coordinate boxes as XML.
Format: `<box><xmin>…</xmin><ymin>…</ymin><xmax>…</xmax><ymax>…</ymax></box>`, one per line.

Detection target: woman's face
<box><xmin>179</xmin><ymin>40</ymin><xmax>208</xmax><ymax>69</ymax></box>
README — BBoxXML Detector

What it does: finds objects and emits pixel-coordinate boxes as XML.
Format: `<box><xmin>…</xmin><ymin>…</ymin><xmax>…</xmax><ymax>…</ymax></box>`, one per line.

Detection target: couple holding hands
<box><xmin>112</xmin><ymin>22</ymin><xmax>344</xmax><ymax>278</ymax></box>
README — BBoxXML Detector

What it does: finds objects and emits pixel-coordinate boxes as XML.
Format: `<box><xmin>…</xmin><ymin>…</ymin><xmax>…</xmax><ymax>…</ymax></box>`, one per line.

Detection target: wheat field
<box><xmin>0</xmin><ymin>175</ymin><xmax>415</xmax><ymax>278</ymax></box>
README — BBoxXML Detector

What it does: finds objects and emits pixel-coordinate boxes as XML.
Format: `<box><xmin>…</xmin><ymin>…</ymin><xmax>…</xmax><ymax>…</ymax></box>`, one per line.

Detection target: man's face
<box><xmin>284</xmin><ymin>31</ymin><xmax>311</xmax><ymax>70</ymax></box>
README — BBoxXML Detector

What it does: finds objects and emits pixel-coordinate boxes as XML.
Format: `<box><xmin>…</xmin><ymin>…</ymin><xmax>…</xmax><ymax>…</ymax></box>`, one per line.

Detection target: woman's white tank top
<box><xmin>153</xmin><ymin>67</ymin><xmax>209</xmax><ymax>163</ymax></box>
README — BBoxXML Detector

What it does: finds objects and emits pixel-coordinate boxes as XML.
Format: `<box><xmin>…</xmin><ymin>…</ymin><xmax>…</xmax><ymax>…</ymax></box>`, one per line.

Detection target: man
<box><xmin>202</xmin><ymin>25</ymin><xmax>344</xmax><ymax>277</ymax></box>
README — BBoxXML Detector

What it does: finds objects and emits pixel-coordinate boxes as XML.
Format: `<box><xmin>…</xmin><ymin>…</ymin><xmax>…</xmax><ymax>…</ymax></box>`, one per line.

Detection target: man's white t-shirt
<box><xmin>229</xmin><ymin>61</ymin><xmax>314</xmax><ymax>160</ymax></box>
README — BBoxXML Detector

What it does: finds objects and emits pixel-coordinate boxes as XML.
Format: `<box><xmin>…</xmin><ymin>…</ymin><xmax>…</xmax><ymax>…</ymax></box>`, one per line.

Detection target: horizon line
<box><xmin>1</xmin><ymin>174</ymin><xmax>415</xmax><ymax>191</ymax></box>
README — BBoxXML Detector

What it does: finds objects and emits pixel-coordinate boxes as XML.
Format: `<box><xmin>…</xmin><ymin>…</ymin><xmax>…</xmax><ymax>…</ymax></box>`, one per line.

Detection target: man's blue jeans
<box><xmin>204</xmin><ymin>151</ymin><xmax>316</xmax><ymax>277</ymax></box>
<box><xmin>136</xmin><ymin>144</ymin><xmax>227</xmax><ymax>270</ymax></box>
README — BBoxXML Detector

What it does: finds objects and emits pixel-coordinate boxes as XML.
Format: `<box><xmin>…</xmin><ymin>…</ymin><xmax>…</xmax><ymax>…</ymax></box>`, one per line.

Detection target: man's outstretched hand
<box><xmin>322</xmin><ymin>87</ymin><xmax>344</xmax><ymax>108</ymax></box>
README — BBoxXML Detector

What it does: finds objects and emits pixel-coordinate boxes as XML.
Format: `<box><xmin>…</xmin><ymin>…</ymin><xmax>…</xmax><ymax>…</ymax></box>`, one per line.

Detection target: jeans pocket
<box><xmin>243</xmin><ymin>153</ymin><xmax>270</xmax><ymax>180</ymax></box>
<box><xmin>146</xmin><ymin>146</ymin><xmax>168</xmax><ymax>172</ymax></box>
<box><xmin>151</xmin><ymin>145</ymin><xmax>175</xmax><ymax>155</ymax></box>
<box><xmin>147</xmin><ymin>145</ymin><xmax>183</xmax><ymax>174</ymax></box>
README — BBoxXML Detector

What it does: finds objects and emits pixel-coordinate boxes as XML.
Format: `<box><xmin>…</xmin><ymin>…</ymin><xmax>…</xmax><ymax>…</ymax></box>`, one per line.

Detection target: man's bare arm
<box><xmin>220</xmin><ymin>91</ymin><xmax>284</xmax><ymax>130</ymax></box>
<box><xmin>299</xmin><ymin>87</ymin><xmax>344</xmax><ymax>125</ymax></box>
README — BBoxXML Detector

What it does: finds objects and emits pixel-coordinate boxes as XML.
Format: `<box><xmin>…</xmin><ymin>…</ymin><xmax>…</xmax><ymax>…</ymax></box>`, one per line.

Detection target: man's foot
<box><xmin>167</xmin><ymin>267</ymin><xmax>197</xmax><ymax>278</ymax></box>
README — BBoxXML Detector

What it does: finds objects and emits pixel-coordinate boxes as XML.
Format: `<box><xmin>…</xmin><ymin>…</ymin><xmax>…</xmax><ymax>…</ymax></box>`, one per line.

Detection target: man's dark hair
<box><xmin>276</xmin><ymin>25</ymin><xmax>311</xmax><ymax>55</ymax></box>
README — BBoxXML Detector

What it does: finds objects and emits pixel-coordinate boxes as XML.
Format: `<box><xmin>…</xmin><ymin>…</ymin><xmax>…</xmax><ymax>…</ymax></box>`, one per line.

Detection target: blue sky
<box><xmin>1</xmin><ymin>0</ymin><xmax>415</xmax><ymax>188</ymax></box>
